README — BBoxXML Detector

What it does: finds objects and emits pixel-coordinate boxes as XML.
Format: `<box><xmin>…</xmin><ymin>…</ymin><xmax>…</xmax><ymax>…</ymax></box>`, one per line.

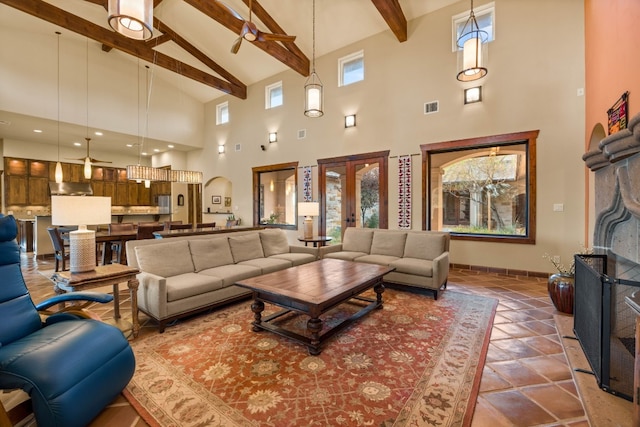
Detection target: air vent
<box><xmin>424</xmin><ymin>101</ymin><xmax>439</xmax><ymax>115</ymax></box>
<box><xmin>235</xmin><ymin>143</ymin><xmax>241</xmax><ymax>152</ymax></box>
<box><xmin>297</xmin><ymin>129</ymin><xmax>307</xmax><ymax>139</ymax></box>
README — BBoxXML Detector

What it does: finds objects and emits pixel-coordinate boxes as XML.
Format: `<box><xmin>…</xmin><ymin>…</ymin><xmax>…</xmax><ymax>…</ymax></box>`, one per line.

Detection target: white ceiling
<box><xmin>0</xmin><ymin>0</ymin><xmax>460</xmax><ymax>155</ymax></box>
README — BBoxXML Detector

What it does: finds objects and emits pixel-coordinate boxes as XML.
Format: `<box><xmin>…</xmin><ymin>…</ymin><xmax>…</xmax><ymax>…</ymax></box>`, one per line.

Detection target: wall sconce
<box><xmin>464</xmin><ymin>86</ymin><xmax>482</xmax><ymax>104</ymax></box>
<box><xmin>268</xmin><ymin>132</ymin><xmax>277</xmax><ymax>143</ymax></box>
<box><xmin>345</xmin><ymin>114</ymin><xmax>356</xmax><ymax>128</ymax></box>
<box><xmin>218</xmin><ymin>144</ymin><xmax>225</xmax><ymax>154</ymax></box>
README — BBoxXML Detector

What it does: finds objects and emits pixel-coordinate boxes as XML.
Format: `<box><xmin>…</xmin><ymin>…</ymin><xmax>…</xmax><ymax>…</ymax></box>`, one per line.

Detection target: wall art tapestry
<box><xmin>398</xmin><ymin>155</ymin><xmax>411</xmax><ymax>229</ymax></box>
<box><xmin>608</xmin><ymin>91</ymin><xmax>629</xmax><ymax>135</ymax></box>
<box><xmin>302</xmin><ymin>166</ymin><xmax>312</xmax><ymax>202</ymax></box>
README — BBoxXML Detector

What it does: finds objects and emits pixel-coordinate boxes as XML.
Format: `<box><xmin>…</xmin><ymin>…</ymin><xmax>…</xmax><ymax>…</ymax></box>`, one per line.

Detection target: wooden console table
<box><xmin>51</xmin><ymin>264</ymin><xmax>140</xmax><ymax>338</ymax></box>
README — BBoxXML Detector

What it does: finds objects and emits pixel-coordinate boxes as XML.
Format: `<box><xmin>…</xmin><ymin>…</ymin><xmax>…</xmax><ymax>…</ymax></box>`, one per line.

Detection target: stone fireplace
<box><xmin>576</xmin><ymin>112</ymin><xmax>640</xmax><ymax>400</ymax></box>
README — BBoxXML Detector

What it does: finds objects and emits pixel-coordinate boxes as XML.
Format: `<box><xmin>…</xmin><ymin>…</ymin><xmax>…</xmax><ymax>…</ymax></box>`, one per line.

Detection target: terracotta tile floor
<box><xmin>17</xmin><ymin>254</ymin><xmax>597</xmax><ymax>426</ymax></box>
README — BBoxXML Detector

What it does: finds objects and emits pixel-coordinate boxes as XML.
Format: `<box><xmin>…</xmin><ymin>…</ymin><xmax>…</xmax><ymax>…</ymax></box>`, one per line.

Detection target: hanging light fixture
<box><xmin>456</xmin><ymin>0</ymin><xmax>488</xmax><ymax>82</ymax></box>
<box><xmin>84</xmin><ymin>38</ymin><xmax>92</xmax><ymax>180</ymax></box>
<box><xmin>304</xmin><ymin>0</ymin><xmax>323</xmax><ymax>117</ymax></box>
<box><xmin>108</xmin><ymin>0</ymin><xmax>153</xmax><ymax>41</ymax></box>
<box><xmin>54</xmin><ymin>32</ymin><xmax>63</xmax><ymax>184</ymax></box>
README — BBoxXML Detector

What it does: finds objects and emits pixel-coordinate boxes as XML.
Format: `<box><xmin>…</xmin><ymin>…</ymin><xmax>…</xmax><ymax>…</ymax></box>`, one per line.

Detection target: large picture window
<box><xmin>421</xmin><ymin>130</ymin><xmax>538</xmax><ymax>244</ymax></box>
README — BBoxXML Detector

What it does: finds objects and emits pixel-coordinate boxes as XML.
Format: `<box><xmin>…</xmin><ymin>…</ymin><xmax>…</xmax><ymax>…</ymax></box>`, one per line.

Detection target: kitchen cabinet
<box><xmin>28</xmin><ymin>177</ymin><xmax>49</xmax><ymax>205</ymax></box>
<box><xmin>5</xmin><ymin>176</ymin><xmax>27</xmax><ymax>205</ymax></box>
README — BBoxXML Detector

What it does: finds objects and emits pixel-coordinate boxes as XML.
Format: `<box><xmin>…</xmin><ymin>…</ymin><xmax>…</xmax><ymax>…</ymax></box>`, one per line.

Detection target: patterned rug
<box><xmin>124</xmin><ymin>289</ymin><xmax>497</xmax><ymax>427</ymax></box>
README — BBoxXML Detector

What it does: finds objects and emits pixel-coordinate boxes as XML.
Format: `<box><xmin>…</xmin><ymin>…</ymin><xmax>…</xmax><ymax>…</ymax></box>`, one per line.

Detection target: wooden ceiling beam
<box><xmin>371</xmin><ymin>0</ymin><xmax>407</xmax><ymax>42</ymax></box>
<box><xmin>1</xmin><ymin>0</ymin><xmax>247</xmax><ymax>98</ymax></box>
<box><xmin>184</xmin><ymin>0</ymin><xmax>309</xmax><ymax>77</ymax></box>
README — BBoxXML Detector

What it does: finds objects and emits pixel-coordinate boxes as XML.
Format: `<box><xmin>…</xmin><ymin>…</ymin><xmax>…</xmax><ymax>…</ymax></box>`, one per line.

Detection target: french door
<box><xmin>318</xmin><ymin>151</ymin><xmax>389</xmax><ymax>242</ymax></box>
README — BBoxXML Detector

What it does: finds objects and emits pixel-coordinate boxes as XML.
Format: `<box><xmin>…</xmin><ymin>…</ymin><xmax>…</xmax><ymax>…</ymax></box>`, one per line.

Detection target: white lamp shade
<box><xmin>108</xmin><ymin>0</ymin><xmax>153</xmax><ymax>41</ymax></box>
<box><xmin>54</xmin><ymin>161</ymin><xmax>63</xmax><ymax>183</ymax></box>
<box><xmin>84</xmin><ymin>157</ymin><xmax>92</xmax><ymax>179</ymax></box>
<box><xmin>51</xmin><ymin>196</ymin><xmax>112</xmax><ymax>226</ymax></box>
<box><xmin>463</xmin><ymin>37</ymin><xmax>482</xmax><ymax>74</ymax></box>
<box><xmin>298</xmin><ymin>202</ymin><xmax>319</xmax><ymax>217</ymax></box>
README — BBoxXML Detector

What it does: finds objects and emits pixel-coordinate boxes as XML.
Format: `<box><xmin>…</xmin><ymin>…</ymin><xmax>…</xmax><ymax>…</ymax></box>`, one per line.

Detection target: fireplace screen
<box><xmin>573</xmin><ymin>254</ymin><xmax>638</xmax><ymax>401</ymax></box>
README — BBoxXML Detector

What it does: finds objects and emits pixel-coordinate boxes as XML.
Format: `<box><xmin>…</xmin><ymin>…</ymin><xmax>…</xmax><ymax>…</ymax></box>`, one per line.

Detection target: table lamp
<box><xmin>51</xmin><ymin>196</ymin><xmax>112</xmax><ymax>273</ymax></box>
<box><xmin>298</xmin><ymin>202</ymin><xmax>319</xmax><ymax>239</ymax></box>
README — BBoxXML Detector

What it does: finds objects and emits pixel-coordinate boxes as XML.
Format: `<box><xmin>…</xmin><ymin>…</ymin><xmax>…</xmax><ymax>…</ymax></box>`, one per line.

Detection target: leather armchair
<box><xmin>0</xmin><ymin>215</ymin><xmax>135</xmax><ymax>427</ymax></box>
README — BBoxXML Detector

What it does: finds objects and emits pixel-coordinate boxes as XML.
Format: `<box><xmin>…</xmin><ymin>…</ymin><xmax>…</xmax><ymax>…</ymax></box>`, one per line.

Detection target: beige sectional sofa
<box><xmin>126</xmin><ymin>229</ymin><xmax>318</xmax><ymax>332</ymax></box>
<box><xmin>319</xmin><ymin>228</ymin><xmax>450</xmax><ymax>299</ymax></box>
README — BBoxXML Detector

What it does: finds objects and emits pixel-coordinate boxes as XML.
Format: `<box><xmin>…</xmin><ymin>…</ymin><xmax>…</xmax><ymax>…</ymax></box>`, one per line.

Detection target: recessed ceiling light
<box><xmin>94</xmin><ymin>131</ymin><xmax>103</xmax><ymax>136</ymax></box>
<box><xmin>126</xmin><ymin>144</ymin><xmax>133</xmax><ymax>147</ymax></box>
<box><xmin>153</xmin><ymin>148</ymin><xmax>160</xmax><ymax>152</ymax></box>
<box><xmin>141</xmin><ymin>152</ymin><xmax>148</xmax><ymax>156</ymax></box>
<box><xmin>168</xmin><ymin>144</ymin><xmax>174</xmax><ymax>148</ymax></box>
<box><xmin>33</xmin><ymin>129</ymin><xmax>43</xmax><ymax>133</ymax></box>
<box><xmin>74</xmin><ymin>142</ymin><xmax>82</xmax><ymax>146</ymax></box>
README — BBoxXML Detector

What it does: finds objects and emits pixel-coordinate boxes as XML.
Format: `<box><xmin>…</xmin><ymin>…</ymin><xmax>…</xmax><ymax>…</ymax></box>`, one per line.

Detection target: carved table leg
<box><xmin>307</xmin><ymin>317</ymin><xmax>323</xmax><ymax>355</ymax></box>
<box><xmin>128</xmin><ymin>277</ymin><xmax>140</xmax><ymax>338</ymax></box>
<box><xmin>112</xmin><ymin>283</ymin><xmax>121</xmax><ymax>320</ymax></box>
<box><xmin>251</xmin><ymin>300</ymin><xmax>265</xmax><ymax>332</ymax></box>
<box><xmin>374</xmin><ymin>282</ymin><xmax>385</xmax><ymax>308</ymax></box>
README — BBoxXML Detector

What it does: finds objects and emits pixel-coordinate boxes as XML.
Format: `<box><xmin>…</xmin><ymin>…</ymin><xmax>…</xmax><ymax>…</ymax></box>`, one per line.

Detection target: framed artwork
<box><xmin>212</xmin><ymin>195</ymin><xmax>222</xmax><ymax>204</ymax></box>
<box><xmin>607</xmin><ymin>91</ymin><xmax>629</xmax><ymax>135</ymax></box>
<box><xmin>224</xmin><ymin>197</ymin><xmax>232</xmax><ymax>207</ymax></box>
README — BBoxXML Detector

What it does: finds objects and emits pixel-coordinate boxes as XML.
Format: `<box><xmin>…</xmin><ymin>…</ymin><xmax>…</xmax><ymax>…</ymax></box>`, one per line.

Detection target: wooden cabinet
<box><xmin>5</xmin><ymin>175</ymin><xmax>27</xmax><ymax>205</ymax></box>
<box><xmin>3</xmin><ymin>156</ymin><xmax>166</xmax><ymax>207</ymax></box>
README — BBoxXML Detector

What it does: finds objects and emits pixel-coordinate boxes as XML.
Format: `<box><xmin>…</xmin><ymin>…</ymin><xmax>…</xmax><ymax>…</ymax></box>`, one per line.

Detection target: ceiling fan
<box><xmin>218</xmin><ymin>0</ymin><xmax>296</xmax><ymax>54</ymax></box>
<box><xmin>68</xmin><ymin>137</ymin><xmax>112</xmax><ymax>165</ymax></box>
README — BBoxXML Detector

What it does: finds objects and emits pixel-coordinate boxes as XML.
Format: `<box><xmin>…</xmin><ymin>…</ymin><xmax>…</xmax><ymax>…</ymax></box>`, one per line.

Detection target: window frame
<box><xmin>265</xmin><ymin>81</ymin><xmax>283</xmax><ymax>109</ymax></box>
<box><xmin>451</xmin><ymin>2</ymin><xmax>495</xmax><ymax>52</ymax></box>
<box><xmin>421</xmin><ymin>130</ymin><xmax>538</xmax><ymax>244</ymax></box>
<box><xmin>216</xmin><ymin>101</ymin><xmax>229</xmax><ymax>125</ymax></box>
<box><xmin>338</xmin><ymin>50</ymin><xmax>364</xmax><ymax>87</ymax></box>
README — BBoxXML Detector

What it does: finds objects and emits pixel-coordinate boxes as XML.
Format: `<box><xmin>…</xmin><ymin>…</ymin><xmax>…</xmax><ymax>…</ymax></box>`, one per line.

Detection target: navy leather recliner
<box><xmin>0</xmin><ymin>215</ymin><xmax>135</xmax><ymax>427</ymax></box>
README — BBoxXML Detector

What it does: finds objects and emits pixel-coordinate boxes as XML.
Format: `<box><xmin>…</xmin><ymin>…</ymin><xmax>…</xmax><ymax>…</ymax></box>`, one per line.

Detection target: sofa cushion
<box><xmin>370</xmin><ymin>231</ymin><xmax>407</xmax><ymax>257</ymax></box>
<box><xmin>199</xmin><ymin>264</ymin><xmax>262</xmax><ymax>287</ymax></box>
<box><xmin>239</xmin><ymin>257</ymin><xmax>292</xmax><ymax>274</ymax></box>
<box><xmin>228</xmin><ymin>234</ymin><xmax>265</xmax><ymax>263</ymax></box>
<box><xmin>189</xmin><ymin>238</ymin><xmax>234</xmax><ymax>272</ymax></box>
<box><xmin>135</xmin><ymin>240</ymin><xmax>194</xmax><ymax>278</ymax></box>
<box><xmin>166</xmin><ymin>273</ymin><xmax>224</xmax><ymax>302</ymax></box>
<box><xmin>342</xmin><ymin>229</ymin><xmax>374</xmax><ymax>254</ymax></box>
<box><xmin>259</xmin><ymin>229</ymin><xmax>290</xmax><ymax>257</ymax></box>
<box><xmin>324</xmin><ymin>251</ymin><xmax>368</xmax><ymax>261</ymax></box>
<box><xmin>389</xmin><ymin>257</ymin><xmax>434</xmax><ymax>277</ymax></box>
<box><xmin>271</xmin><ymin>252</ymin><xmax>316</xmax><ymax>266</ymax></box>
<box><xmin>403</xmin><ymin>233</ymin><xmax>447</xmax><ymax>260</ymax></box>
<box><xmin>355</xmin><ymin>254</ymin><xmax>400</xmax><ymax>266</ymax></box>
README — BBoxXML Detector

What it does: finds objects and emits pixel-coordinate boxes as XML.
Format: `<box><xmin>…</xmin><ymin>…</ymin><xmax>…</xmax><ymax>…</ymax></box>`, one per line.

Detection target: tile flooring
<box><xmin>18</xmin><ymin>254</ymin><xmax>600</xmax><ymax>426</ymax></box>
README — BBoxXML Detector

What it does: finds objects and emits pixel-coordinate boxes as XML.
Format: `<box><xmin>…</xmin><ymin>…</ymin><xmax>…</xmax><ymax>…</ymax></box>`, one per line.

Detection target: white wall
<box><xmin>189</xmin><ymin>0</ymin><xmax>586</xmax><ymax>274</ymax></box>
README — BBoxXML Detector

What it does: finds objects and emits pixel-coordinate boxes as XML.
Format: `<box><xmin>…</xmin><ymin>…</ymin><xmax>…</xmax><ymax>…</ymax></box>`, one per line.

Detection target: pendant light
<box><xmin>84</xmin><ymin>38</ymin><xmax>92</xmax><ymax>180</ymax></box>
<box><xmin>456</xmin><ymin>0</ymin><xmax>488</xmax><ymax>82</ymax></box>
<box><xmin>54</xmin><ymin>31</ymin><xmax>63</xmax><ymax>183</ymax></box>
<box><xmin>108</xmin><ymin>0</ymin><xmax>153</xmax><ymax>41</ymax></box>
<box><xmin>304</xmin><ymin>0</ymin><xmax>323</xmax><ymax>117</ymax></box>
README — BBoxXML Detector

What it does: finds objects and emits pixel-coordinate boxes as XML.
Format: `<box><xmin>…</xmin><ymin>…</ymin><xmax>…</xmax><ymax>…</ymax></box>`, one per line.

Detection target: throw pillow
<box><xmin>135</xmin><ymin>240</ymin><xmax>194</xmax><ymax>277</ymax></box>
<box><xmin>342</xmin><ymin>228</ymin><xmax>374</xmax><ymax>253</ymax></box>
<box><xmin>403</xmin><ymin>233</ymin><xmax>447</xmax><ymax>260</ymax></box>
<box><xmin>228</xmin><ymin>233</ymin><xmax>265</xmax><ymax>263</ymax></box>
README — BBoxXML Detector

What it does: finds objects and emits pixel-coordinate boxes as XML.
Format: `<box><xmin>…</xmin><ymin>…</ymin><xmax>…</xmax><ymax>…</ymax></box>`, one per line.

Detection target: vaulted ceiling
<box><xmin>1</xmin><ymin>0</ymin><xmax>458</xmax><ymax>102</ymax></box>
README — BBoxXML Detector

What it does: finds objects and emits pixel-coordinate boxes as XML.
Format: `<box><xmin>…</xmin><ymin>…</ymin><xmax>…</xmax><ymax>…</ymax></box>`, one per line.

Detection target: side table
<box><xmin>297</xmin><ymin>236</ymin><xmax>332</xmax><ymax>247</ymax></box>
<box><xmin>51</xmin><ymin>264</ymin><xmax>140</xmax><ymax>338</ymax></box>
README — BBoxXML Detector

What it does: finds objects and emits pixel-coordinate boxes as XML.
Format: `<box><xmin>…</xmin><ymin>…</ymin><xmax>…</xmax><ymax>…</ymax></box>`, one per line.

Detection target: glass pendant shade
<box><xmin>108</xmin><ymin>0</ymin><xmax>153</xmax><ymax>41</ymax></box>
<box><xmin>304</xmin><ymin>72</ymin><xmax>324</xmax><ymax>117</ymax></box>
<box><xmin>84</xmin><ymin>157</ymin><xmax>92</xmax><ymax>179</ymax></box>
<box><xmin>55</xmin><ymin>161</ymin><xmax>63</xmax><ymax>184</ymax></box>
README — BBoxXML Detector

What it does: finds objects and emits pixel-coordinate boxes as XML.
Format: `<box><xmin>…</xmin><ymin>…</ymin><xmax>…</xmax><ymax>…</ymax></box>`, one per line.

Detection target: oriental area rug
<box><xmin>124</xmin><ymin>289</ymin><xmax>498</xmax><ymax>427</ymax></box>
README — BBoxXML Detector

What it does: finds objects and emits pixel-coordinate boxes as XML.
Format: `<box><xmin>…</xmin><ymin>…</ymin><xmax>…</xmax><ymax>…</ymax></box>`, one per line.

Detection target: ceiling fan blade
<box><xmin>216</xmin><ymin>1</ymin><xmax>245</xmax><ymax>21</ymax></box>
<box><xmin>258</xmin><ymin>32</ymin><xmax>296</xmax><ymax>43</ymax></box>
<box><xmin>89</xmin><ymin>157</ymin><xmax>112</xmax><ymax>164</ymax></box>
<box><xmin>231</xmin><ymin>36</ymin><xmax>243</xmax><ymax>54</ymax></box>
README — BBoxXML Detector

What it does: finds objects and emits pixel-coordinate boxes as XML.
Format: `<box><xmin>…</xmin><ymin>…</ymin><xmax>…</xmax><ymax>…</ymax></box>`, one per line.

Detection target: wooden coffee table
<box><xmin>236</xmin><ymin>258</ymin><xmax>394</xmax><ymax>355</ymax></box>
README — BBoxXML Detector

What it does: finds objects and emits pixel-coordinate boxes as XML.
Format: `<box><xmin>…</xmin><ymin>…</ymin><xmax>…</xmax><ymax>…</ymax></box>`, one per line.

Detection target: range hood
<box><xmin>49</xmin><ymin>182</ymin><xmax>93</xmax><ymax>196</ymax></box>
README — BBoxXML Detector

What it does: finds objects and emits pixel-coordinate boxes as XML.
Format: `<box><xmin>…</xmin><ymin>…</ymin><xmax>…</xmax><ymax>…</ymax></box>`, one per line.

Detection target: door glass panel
<box><xmin>325</xmin><ymin>165</ymin><xmax>345</xmax><ymax>243</ymax></box>
<box><xmin>355</xmin><ymin>163</ymin><xmax>380</xmax><ymax>228</ymax></box>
